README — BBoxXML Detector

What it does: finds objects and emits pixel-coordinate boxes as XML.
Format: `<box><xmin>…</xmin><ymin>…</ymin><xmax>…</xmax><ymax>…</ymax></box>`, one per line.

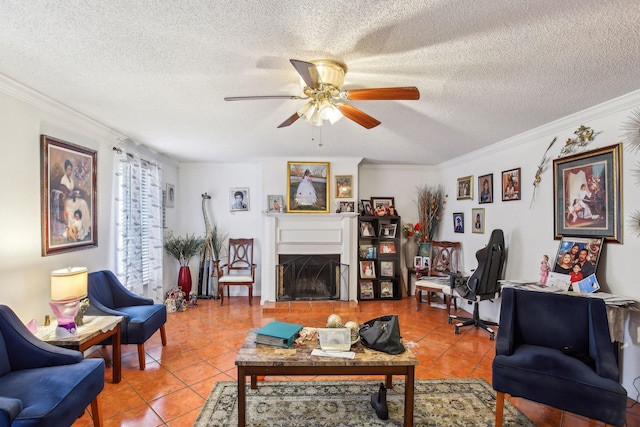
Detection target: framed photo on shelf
<box><xmin>379</xmin><ymin>223</ymin><xmax>397</xmax><ymax>238</ymax></box>
<box><xmin>501</xmin><ymin>167</ymin><xmax>521</xmax><ymax>201</ymax></box>
<box><xmin>359</xmin><ymin>244</ymin><xmax>376</xmax><ymax>259</ymax></box>
<box><xmin>335</xmin><ymin>175</ymin><xmax>353</xmax><ymax>198</ymax></box>
<box><xmin>413</xmin><ymin>256</ymin><xmax>423</xmax><ymax>268</ymax></box>
<box><xmin>553</xmin><ymin>144</ymin><xmax>622</xmax><ymax>242</ymax></box>
<box><xmin>478</xmin><ymin>173</ymin><xmax>493</xmax><ymax>204</ymax></box>
<box><xmin>380</xmin><ymin>260</ymin><xmax>394</xmax><ymax>277</ymax></box>
<box><xmin>422</xmin><ymin>257</ymin><xmax>430</xmax><ymax>269</ymax></box>
<box><xmin>457</xmin><ymin>175</ymin><xmax>473</xmax><ymax>200</ymax></box>
<box><xmin>360</xmin><ymin>221</ymin><xmax>375</xmax><ymax>237</ymax></box>
<box><xmin>360</xmin><ymin>260</ymin><xmax>376</xmax><ymax>278</ymax></box>
<box><xmin>549</xmin><ymin>236</ymin><xmax>604</xmax><ymax>290</ymax></box>
<box><xmin>380</xmin><ymin>281</ymin><xmax>394</xmax><ymax>298</ymax></box>
<box><xmin>360</xmin><ymin>281</ymin><xmax>374</xmax><ymax>299</ymax></box>
<box><xmin>371</xmin><ymin>197</ymin><xmax>395</xmax><ymax>213</ymax></box>
<box><xmin>453</xmin><ymin>212</ymin><xmax>464</xmax><ymax>233</ymax></box>
<box><xmin>361</xmin><ymin>199</ymin><xmax>373</xmax><ymax>216</ymax></box>
<box><xmin>267</xmin><ymin>194</ymin><xmax>284</xmax><ymax>212</ymax></box>
<box><xmin>40</xmin><ymin>135</ymin><xmax>98</xmax><ymax>256</ymax></box>
<box><xmin>287</xmin><ymin>161</ymin><xmax>329</xmax><ymax>213</ymax></box>
<box><xmin>472</xmin><ymin>208</ymin><xmax>485</xmax><ymax>234</ymax></box>
<box><xmin>338</xmin><ymin>200</ymin><xmax>355</xmax><ymax>213</ymax></box>
<box><xmin>230</xmin><ymin>187</ymin><xmax>249</xmax><ymax>211</ymax></box>
<box><xmin>379</xmin><ymin>241</ymin><xmax>396</xmax><ymax>254</ymax></box>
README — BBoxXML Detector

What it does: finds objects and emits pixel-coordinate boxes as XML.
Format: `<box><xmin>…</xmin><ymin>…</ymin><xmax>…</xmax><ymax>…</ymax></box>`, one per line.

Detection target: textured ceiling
<box><xmin>2</xmin><ymin>1</ymin><xmax>640</xmax><ymax>164</ymax></box>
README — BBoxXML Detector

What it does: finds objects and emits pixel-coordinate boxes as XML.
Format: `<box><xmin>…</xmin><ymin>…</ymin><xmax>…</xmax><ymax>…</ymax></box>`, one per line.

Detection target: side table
<box><xmin>35</xmin><ymin>315</ymin><xmax>123</xmax><ymax>383</ymax></box>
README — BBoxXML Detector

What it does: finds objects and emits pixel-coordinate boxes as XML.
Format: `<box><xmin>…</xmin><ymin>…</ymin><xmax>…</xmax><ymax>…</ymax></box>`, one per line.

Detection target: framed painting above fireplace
<box><xmin>287</xmin><ymin>161</ymin><xmax>329</xmax><ymax>213</ymax></box>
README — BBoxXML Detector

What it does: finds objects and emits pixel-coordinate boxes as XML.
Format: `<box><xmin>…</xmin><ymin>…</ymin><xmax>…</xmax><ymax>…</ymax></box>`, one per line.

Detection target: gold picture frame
<box><xmin>457</xmin><ymin>175</ymin><xmax>473</xmax><ymax>200</ymax></box>
<box><xmin>287</xmin><ymin>161</ymin><xmax>330</xmax><ymax>213</ymax></box>
<box><xmin>335</xmin><ymin>175</ymin><xmax>353</xmax><ymax>198</ymax></box>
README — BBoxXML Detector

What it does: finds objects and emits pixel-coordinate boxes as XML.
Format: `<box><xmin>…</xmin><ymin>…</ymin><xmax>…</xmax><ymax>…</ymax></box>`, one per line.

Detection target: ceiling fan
<box><xmin>224</xmin><ymin>59</ymin><xmax>420</xmax><ymax>129</ymax></box>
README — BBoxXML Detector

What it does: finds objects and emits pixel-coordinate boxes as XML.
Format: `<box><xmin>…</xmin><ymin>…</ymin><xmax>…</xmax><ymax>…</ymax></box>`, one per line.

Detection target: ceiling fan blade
<box><xmin>343</xmin><ymin>87</ymin><xmax>420</xmax><ymax>101</ymax></box>
<box><xmin>337</xmin><ymin>104</ymin><xmax>381</xmax><ymax>129</ymax></box>
<box><xmin>277</xmin><ymin>112</ymin><xmax>300</xmax><ymax>128</ymax></box>
<box><xmin>224</xmin><ymin>95</ymin><xmax>304</xmax><ymax>101</ymax></box>
<box><xmin>290</xmin><ymin>59</ymin><xmax>320</xmax><ymax>88</ymax></box>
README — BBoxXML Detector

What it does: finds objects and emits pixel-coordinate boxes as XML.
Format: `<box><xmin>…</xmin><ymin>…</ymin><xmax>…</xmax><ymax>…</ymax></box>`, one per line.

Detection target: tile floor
<box><xmin>72</xmin><ymin>296</ymin><xmax>639</xmax><ymax>427</ymax></box>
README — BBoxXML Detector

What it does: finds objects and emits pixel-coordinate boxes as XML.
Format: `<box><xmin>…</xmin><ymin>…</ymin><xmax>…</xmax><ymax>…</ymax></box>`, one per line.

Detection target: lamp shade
<box><xmin>50</xmin><ymin>267</ymin><xmax>88</xmax><ymax>302</ymax></box>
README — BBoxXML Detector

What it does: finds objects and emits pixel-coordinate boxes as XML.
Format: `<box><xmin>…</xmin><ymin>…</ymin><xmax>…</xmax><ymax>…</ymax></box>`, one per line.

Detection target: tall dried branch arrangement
<box><xmin>417</xmin><ymin>185</ymin><xmax>447</xmax><ymax>242</ymax></box>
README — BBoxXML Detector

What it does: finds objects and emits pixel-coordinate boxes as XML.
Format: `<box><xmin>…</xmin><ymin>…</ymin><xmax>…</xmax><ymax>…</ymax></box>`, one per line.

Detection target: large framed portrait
<box><xmin>456</xmin><ymin>175</ymin><xmax>473</xmax><ymax>200</ymax></box>
<box><xmin>41</xmin><ymin>135</ymin><xmax>97</xmax><ymax>256</ymax></box>
<box><xmin>501</xmin><ymin>167</ymin><xmax>521</xmax><ymax>201</ymax></box>
<box><xmin>230</xmin><ymin>187</ymin><xmax>249</xmax><ymax>211</ymax></box>
<box><xmin>287</xmin><ymin>161</ymin><xmax>329</xmax><ymax>213</ymax></box>
<box><xmin>478</xmin><ymin>173</ymin><xmax>493</xmax><ymax>204</ymax></box>
<box><xmin>335</xmin><ymin>175</ymin><xmax>353</xmax><ymax>198</ymax></box>
<box><xmin>553</xmin><ymin>144</ymin><xmax>622</xmax><ymax>242</ymax></box>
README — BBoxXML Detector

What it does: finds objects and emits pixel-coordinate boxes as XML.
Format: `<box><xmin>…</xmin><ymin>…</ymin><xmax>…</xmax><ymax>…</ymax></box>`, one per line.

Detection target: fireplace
<box><xmin>276</xmin><ymin>254</ymin><xmax>348</xmax><ymax>301</ymax></box>
<box><xmin>261</xmin><ymin>213</ymin><xmax>359</xmax><ymax>304</ymax></box>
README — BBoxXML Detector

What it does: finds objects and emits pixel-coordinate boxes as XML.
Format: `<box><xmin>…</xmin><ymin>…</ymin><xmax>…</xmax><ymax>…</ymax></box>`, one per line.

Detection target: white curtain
<box><xmin>113</xmin><ymin>149</ymin><xmax>164</xmax><ymax>302</ymax></box>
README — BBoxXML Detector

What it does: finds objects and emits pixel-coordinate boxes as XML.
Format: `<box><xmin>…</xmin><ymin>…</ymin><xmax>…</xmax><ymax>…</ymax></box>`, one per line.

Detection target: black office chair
<box><xmin>447</xmin><ymin>229</ymin><xmax>505</xmax><ymax>340</ymax></box>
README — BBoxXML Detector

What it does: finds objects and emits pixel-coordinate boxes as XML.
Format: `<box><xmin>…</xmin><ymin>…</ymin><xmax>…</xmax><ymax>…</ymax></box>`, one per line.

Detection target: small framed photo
<box><xmin>478</xmin><ymin>174</ymin><xmax>493</xmax><ymax>204</ymax></box>
<box><xmin>359</xmin><ymin>244</ymin><xmax>376</xmax><ymax>259</ymax></box>
<box><xmin>166</xmin><ymin>184</ymin><xmax>175</xmax><ymax>208</ymax></box>
<box><xmin>380</xmin><ymin>260</ymin><xmax>394</xmax><ymax>277</ymax></box>
<box><xmin>501</xmin><ymin>168</ymin><xmax>521</xmax><ymax>201</ymax></box>
<box><xmin>380</xmin><ymin>281</ymin><xmax>394</xmax><ymax>298</ymax></box>
<box><xmin>457</xmin><ymin>175</ymin><xmax>473</xmax><ymax>200</ymax></box>
<box><xmin>379</xmin><ymin>223</ymin><xmax>397</xmax><ymax>238</ymax></box>
<box><xmin>230</xmin><ymin>187</ymin><xmax>249</xmax><ymax>211</ymax></box>
<box><xmin>422</xmin><ymin>257</ymin><xmax>430</xmax><ymax>269</ymax></box>
<box><xmin>472</xmin><ymin>208</ymin><xmax>485</xmax><ymax>234</ymax></box>
<box><xmin>361</xmin><ymin>199</ymin><xmax>373</xmax><ymax>216</ymax></box>
<box><xmin>360</xmin><ymin>260</ymin><xmax>376</xmax><ymax>278</ymax></box>
<box><xmin>267</xmin><ymin>194</ymin><xmax>284</xmax><ymax>212</ymax></box>
<box><xmin>413</xmin><ymin>256</ymin><xmax>424</xmax><ymax>268</ymax></box>
<box><xmin>338</xmin><ymin>200</ymin><xmax>355</xmax><ymax>213</ymax></box>
<box><xmin>335</xmin><ymin>175</ymin><xmax>353</xmax><ymax>198</ymax></box>
<box><xmin>453</xmin><ymin>212</ymin><xmax>464</xmax><ymax>233</ymax></box>
<box><xmin>360</xmin><ymin>221</ymin><xmax>375</xmax><ymax>237</ymax></box>
<box><xmin>379</xmin><ymin>241</ymin><xmax>396</xmax><ymax>254</ymax></box>
<box><xmin>360</xmin><ymin>281</ymin><xmax>374</xmax><ymax>299</ymax></box>
<box><xmin>371</xmin><ymin>197</ymin><xmax>395</xmax><ymax>215</ymax></box>
<box><xmin>551</xmin><ymin>236</ymin><xmax>604</xmax><ymax>278</ymax></box>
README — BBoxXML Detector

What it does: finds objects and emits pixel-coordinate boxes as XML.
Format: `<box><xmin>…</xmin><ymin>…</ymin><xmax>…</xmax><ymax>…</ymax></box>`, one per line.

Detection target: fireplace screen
<box><xmin>277</xmin><ymin>254</ymin><xmax>348</xmax><ymax>301</ymax></box>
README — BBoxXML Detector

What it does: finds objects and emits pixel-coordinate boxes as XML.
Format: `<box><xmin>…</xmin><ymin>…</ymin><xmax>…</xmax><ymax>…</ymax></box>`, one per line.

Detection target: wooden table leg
<box><xmin>237</xmin><ymin>366</ymin><xmax>246</xmax><ymax>427</ymax></box>
<box><xmin>385</xmin><ymin>374</ymin><xmax>393</xmax><ymax>389</ymax></box>
<box><xmin>112</xmin><ymin>323</ymin><xmax>121</xmax><ymax>383</ymax></box>
<box><xmin>404</xmin><ymin>367</ymin><xmax>415</xmax><ymax>427</ymax></box>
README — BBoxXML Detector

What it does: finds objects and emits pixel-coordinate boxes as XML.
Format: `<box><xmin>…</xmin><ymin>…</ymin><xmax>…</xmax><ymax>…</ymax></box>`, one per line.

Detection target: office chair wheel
<box><xmin>448</xmin><ymin>317</ymin><xmax>453</xmax><ymax>324</ymax></box>
<box><xmin>489</xmin><ymin>332</ymin><xmax>495</xmax><ymax>341</ymax></box>
<box><xmin>454</xmin><ymin>325</ymin><xmax>460</xmax><ymax>334</ymax></box>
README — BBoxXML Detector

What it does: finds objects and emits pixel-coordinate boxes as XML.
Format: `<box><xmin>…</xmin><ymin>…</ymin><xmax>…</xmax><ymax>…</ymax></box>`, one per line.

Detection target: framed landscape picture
<box><xmin>41</xmin><ymin>135</ymin><xmax>98</xmax><ymax>256</ymax></box>
<box><xmin>287</xmin><ymin>161</ymin><xmax>329</xmax><ymax>213</ymax></box>
<box><xmin>553</xmin><ymin>144</ymin><xmax>622</xmax><ymax>242</ymax></box>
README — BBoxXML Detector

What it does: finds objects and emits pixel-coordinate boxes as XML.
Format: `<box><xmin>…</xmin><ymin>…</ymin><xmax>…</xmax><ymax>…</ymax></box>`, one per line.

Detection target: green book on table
<box><xmin>255</xmin><ymin>321</ymin><xmax>303</xmax><ymax>348</ymax></box>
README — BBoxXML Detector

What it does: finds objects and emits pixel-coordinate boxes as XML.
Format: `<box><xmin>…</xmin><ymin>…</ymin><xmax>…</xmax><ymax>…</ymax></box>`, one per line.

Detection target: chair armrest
<box><xmin>85</xmin><ymin>299</ymin><xmax>128</xmax><ymax>319</ymax></box>
<box><xmin>495</xmin><ymin>287</ymin><xmax>516</xmax><ymax>356</ymax></box>
<box><xmin>588</xmin><ymin>299</ymin><xmax>620</xmax><ymax>381</ymax></box>
<box><xmin>0</xmin><ymin>396</ymin><xmax>23</xmax><ymax>426</ymax></box>
<box><xmin>0</xmin><ymin>306</ymin><xmax>82</xmax><ymax>371</ymax></box>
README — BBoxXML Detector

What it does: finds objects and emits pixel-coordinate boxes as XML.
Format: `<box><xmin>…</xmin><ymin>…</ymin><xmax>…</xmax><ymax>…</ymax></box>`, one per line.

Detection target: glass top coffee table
<box><xmin>235</xmin><ymin>329</ymin><xmax>418</xmax><ymax>426</ymax></box>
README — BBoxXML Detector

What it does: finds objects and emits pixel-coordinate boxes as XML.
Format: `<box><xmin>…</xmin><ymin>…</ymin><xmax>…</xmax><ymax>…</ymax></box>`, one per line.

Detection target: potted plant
<box><xmin>164</xmin><ymin>232</ymin><xmax>204</xmax><ymax>297</ymax></box>
<box><xmin>206</xmin><ymin>223</ymin><xmax>228</xmax><ymax>298</ymax></box>
<box><xmin>416</xmin><ymin>185</ymin><xmax>447</xmax><ymax>256</ymax></box>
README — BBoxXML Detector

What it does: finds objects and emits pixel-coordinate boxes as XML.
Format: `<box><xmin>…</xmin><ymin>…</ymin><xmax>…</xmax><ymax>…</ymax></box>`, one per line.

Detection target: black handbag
<box><xmin>359</xmin><ymin>314</ymin><xmax>405</xmax><ymax>354</ymax></box>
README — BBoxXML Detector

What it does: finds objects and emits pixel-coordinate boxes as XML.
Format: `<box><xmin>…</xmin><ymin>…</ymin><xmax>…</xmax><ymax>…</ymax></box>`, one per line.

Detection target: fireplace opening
<box><xmin>277</xmin><ymin>254</ymin><xmax>348</xmax><ymax>301</ymax></box>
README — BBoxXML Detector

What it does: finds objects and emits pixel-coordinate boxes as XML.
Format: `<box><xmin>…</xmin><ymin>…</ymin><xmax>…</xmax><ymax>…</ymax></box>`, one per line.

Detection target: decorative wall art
<box><xmin>287</xmin><ymin>161</ymin><xmax>329</xmax><ymax>213</ymax></box>
<box><xmin>335</xmin><ymin>175</ymin><xmax>353</xmax><ymax>198</ymax></box>
<box><xmin>453</xmin><ymin>212</ymin><xmax>464</xmax><ymax>233</ymax></box>
<box><xmin>478</xmin><ymin>174</ymin><xmax>493</xmax><ymax>204</ymax></box>
<box><xmin>230</xmin><ymin>187</ymin><xmax>249</xmax><ymax>211</ymax></box>
<box><xmin>553</xmin><ymin>144</ymin><xmax>622</xmax><ymax>242</ymax></box>
<box><xmin>456</xmin><ymin>175</ymin><xmax>473</xmax><ymax>200</ymax></box>
<box><xmin>472</xmin><ymin>208</ymin><xmax>485</xmax><ymax>234</ymax></box>
<box><xmin>501</xmin><ymin>168</ymin><xmax>521</xmax><ymax>201</ymax></box>
<box><xmin>41</xmin><ymin>135</ymin><xmax>97</xmax><ymax>255</ymax></box>
<box><xmin>166</xmin><ymin>184</ymin><xmax>175</xmax><ymax>208</ymax></box>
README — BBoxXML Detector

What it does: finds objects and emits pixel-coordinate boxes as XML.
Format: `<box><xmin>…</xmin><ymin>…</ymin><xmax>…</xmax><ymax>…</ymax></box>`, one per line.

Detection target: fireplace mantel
<box><xmin>260</xmin><ymin>213</ymin><xmax>358</xmax><ymax>304</ymax></box>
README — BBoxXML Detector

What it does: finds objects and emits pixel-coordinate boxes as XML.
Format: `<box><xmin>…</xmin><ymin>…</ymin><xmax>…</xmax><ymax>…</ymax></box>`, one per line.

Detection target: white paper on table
<box><xmin>311</xmin><ymin>349</ymin><xmax>356</xmax><ymax>359</ymax></box>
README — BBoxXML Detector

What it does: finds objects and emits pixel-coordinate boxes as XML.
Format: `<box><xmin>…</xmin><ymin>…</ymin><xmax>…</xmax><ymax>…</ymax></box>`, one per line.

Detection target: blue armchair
<box><xmin>0</xmin><ymin>305</ymin><xmax>105</xmax><ymax>427</ymax></box>
<box><xmin>86</xmin><ymin>270</ymin><xmax>167</xmax><ymax>370</ymax></box>
<box><xmin>492</xmin><ymin>287</ymin><xmax>627</xmax><ymax>427</ymax></box>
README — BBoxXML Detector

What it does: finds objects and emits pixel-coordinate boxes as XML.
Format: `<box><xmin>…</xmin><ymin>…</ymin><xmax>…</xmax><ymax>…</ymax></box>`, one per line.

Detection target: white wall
<box><xmin>0</xmin><ymin>80</ymin><xmax>178</xmax><ymax>324</ymax></box>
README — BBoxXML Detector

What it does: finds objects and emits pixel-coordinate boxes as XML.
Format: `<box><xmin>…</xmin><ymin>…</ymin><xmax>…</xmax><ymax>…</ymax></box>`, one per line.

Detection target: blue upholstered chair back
<box><xmin>0</xmin><ymin>332</ymin><xmax>9</xmax><ymax>377</ymax></box>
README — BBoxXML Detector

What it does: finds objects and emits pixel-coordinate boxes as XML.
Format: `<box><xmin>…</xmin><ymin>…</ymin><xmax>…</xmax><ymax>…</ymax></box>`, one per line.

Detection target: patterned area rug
<box><xmin>194</xmin><ymin>379</ymin><xmax>535</xmax><ymax>426</ymax></box>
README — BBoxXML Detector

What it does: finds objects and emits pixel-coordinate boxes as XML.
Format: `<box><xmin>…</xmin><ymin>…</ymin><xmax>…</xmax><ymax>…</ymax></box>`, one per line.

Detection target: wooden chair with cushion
<box><xmin>219</xmin><ymin>238</ymin><xmax>256</xmax><ymax>305</ymax></box>
<box><xmin>414</xmin><ymin>241</ymin><xmax>460</xmax><ymax>311</ymax></box>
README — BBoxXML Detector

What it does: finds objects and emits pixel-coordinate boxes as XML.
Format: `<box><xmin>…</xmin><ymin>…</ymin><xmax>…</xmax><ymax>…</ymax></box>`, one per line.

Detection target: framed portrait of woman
<box><xmin>478</xmin><ymin>173</ymin><xmax>493</xmax><ymax>204</ymax></box>
<box><xmin>41</xmin><ymin>135</ymin><xmax>98</xmax><ymax>255</ymax></box>
<box><xmin>287</xmin><ymin>161</ymin><xmax>329</xmax><ymax>213</ymax></box>
<box><xmin>501</xmin><ymin>168</ymin><xmax>521</xmax><ymax>201</ymax></box>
